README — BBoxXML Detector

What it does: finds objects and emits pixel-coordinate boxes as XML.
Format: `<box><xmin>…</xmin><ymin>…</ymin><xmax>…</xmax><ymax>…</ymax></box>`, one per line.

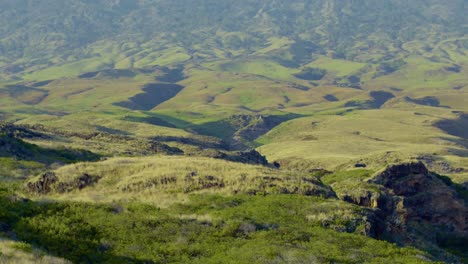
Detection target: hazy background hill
<box><xmin>0</xmin><ymin>0</ymin><xmax>467</xmax><ymax>78</ymax></box>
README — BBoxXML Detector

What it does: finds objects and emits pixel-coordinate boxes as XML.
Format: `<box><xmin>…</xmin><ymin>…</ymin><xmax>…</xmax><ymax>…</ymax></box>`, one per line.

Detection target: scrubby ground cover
<box><xmin>0</xmin><ymin>179</ymin><xmax>440</xmax><ymax>264</ymax></box>
<box><xmin>0</xmin><ymin>1</ymin><xmax>467</xmax><ymax>263</ymax></box>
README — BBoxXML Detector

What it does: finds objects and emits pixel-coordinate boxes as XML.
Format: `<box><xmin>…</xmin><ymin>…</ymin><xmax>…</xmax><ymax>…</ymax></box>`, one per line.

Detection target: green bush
<box><xmin>0</xmin><ymin>187</ymin><xmax>437</xmax><ymax>263</ymax></box>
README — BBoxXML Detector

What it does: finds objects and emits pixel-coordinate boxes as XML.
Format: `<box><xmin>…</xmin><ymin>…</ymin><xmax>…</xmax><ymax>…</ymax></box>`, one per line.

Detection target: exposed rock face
<box><xmin>335</xmin><ymin>161</ymin><xmax>467</xmax><ymax>262</ymax></box>
<box><xmin>201</xmin><ymin>149</ymin><xmax>269</xmax><ymax>165</ymax></box>
<box><xmin>55</xmin><ymin>173</ymin><xmax>102</xmax><ymax>193</ymax></box>
<box><xmin>372</xmin><ymin>162</ymin><xmax>429</xmax><ymax>186</ymax></box>
<box><xmin>147</xmin><ymin>141</ymin><xmax>184</xmax><ymax>155</ymax></box>
<box><xmin>273</xmin><ymin>176</ymin><xmax>337</xmax><ymax>198</ymax></box>
<box><xmin>371</xmin><ymin>162</ymin><xmax>467</xmax><ymax>234</ymax></box>
<box><xmin>353</xmin><ymin>162</ymin><xmax>468</xmax><ymax>262</ymax></box>
<box><xmin>342</xmin><ymin>191</ymin><xmax>381</xmax><ymax>208</ymax></box>
<box><xmin>235</xmin><ymin>150</ymin><xmax>269</xmax><ymax>165</ymax></box>
<box><xmin>26</xmin><ymin>172</ymin><xmax>58</xmax><ymax>194</ymax></box>
<box><xmin>27</xmin><ymin>172</ymin><xmax>101</xmax><ymax>194</ymax></box>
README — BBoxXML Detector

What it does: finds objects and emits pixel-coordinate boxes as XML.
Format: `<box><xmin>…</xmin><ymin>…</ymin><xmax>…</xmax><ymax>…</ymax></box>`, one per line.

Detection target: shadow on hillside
<box><xmin>123</xmin><ymin>114</ymin><xmax>179</xmax><ymax>128</ymax></box>
<box><xmin>405</xmin><ymin>96</ymin><xmax>449</xmax><ymax>108</ymax></box>
<box><xmin>78</xmin><ymin>69</ymin><xmax>137</xmax><ymax>79</ymax></box>
<box><xmin>152</xmin><ymin>135</ymin><xmax>227</xmax><ymax>150</ymax></box>
<box><xmin>442</xmin><ymin>137</ymin><xmax>468</xmax><ymax>149</ymax></box>
<box><xmin>123</xmin><ymin>112</ymin><xmax>303</xmax><ymax>150</ymax></box>
<box><xmin>113</xmin><ymin>65</ymin><xmax>187</xmax><ymax>111</ymax></box>
<box><xmin>344</xmin><ymin>91</ymin><xmax>395</xmax><ymax>109</ymax></box>
<box><xmin>190</xmin><ymin>113</ymin><xmax>303</xmax><ymax>145</ymax></box>
<box><xmin>95</xmin><ymin>125</ymin><xmax>133</xmax><ymax>136</ymax></box>
<box><xmin>114</xmin><ymin>83</ymin><xmax>184</xmax><ymax>111</ymax></box>
<box><xmin>0</xmin><ymin>134</ymin><xmax>100</xmax><ymax>164</ymax></box>
<box><xmin>155</xmin><ymin>66</ymin><xmax>185</xmax><ymax>83</ymax></box>
<box><xmin>435</xmin><ymin>114</ymin><xmax>468</xmax><ymax>140</ymax></box>
<box><xmin>0</xmin><ymin>85</ymin><xmax>49</xmax><ymax>105</ymax></box>
<box><xmin>447</xmin><ymin>148</ymin><xmax>468</xmax><ymax>158</ymax></box>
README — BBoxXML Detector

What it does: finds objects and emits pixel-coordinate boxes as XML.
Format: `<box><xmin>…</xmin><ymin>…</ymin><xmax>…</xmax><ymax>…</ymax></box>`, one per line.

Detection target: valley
<box><xmin>0</xmin><ymin>0</ymin><xmax>467</xmax><ymax>263</ymax></box>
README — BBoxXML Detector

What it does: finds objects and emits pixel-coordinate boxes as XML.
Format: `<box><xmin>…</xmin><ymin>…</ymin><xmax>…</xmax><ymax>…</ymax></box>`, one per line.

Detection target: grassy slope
<box><xmin>5</xmin><ymin>157</ymin><xmax>436</xmax><ymax>263</ymax></box>
<box><xmin>1</xmin><ymin>46</ymin><xmax>467</xmax><ymax>181</ymax></box>
<box><xmin>257</xmin><ymin>108</ymin><xmax>468</xmax><ymax>182</ymax></box>
<box><xmin>0</xmin><ymin>2</ymin><xmax>466</xmax><ymax>262</ymax></box>
<box><xmin>34</xmin><ymin>156</ymin><xmax>287</xmax><ymax>204</ymax></box>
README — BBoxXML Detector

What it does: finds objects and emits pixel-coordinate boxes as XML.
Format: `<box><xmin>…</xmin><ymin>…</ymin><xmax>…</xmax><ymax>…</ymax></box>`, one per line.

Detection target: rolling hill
<box><xmin>0</xmin><ymin>0</ymin><xmax>467</xmax><ymax>263</ymax></box>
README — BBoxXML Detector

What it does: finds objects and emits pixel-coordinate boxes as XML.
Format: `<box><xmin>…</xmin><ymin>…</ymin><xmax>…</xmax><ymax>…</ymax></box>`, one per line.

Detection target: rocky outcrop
<box><xmin>26</xmin><ymin>172</ymin><xmax>58</xmax><ymax>194</ymax></box>
<box><xmin>342</xmin><ymin>191</ymin><xmax>381</xmax><ymax>208</ymax></box>
<box><xmin>332</xmin><ymin>162</ymin><xmax>467</xmax><ymax>262</ymax></box>
<box><xmin>371</xmin><ymin>162</ymin><xmax>467</xmax><ymax>235</ymax></box>
<box><xmin>147</xmin><ymin>141</ymin><xmax>184</xmax><ymax>155</ymax></box>
<box><xmin>277</xmin><ymin>176</ymin><xmax>337</xmax><ymax>198</ymax></box>
<box><xmin>352</xmin><ymin>162</ymin><xmax>468</xmax><ymax>262</ymax></box>
<box><xmin>55</xmin><ymin>173</ymin><xmax>102</xmax><ymax>193</ymax></box>
<box><xmin>197</xmin><ymin>149</ymin><xmax>269</xmax><ymax>166</ymax></box>
<box><xmin>372</xmin><ymin>162</ymin><xmax>429</xmax><ymax>186</ymax></box>
<box><xmin>27</xmin><ymin>172</ymin><xmax>101</xmax><ymax>194</ymax></box>
<box><xmin>234</xmin><ymin>150</ymin><xmax>269</xmax><ymax>165</ymax></box>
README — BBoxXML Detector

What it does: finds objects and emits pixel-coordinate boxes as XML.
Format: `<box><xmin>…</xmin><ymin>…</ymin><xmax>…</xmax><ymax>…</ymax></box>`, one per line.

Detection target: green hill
<box><xmin>1</xmin><ymin>1</ymin><xmax>467</xmax><ymax>263</ymax></box>
<box><xmin>1</xmin><ymin>0</ymin><xmax>466</xmax><ymax>81</ymax></box>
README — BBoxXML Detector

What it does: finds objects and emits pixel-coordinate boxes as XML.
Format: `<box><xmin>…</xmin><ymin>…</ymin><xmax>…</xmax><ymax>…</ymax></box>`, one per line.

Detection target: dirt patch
<box><xmin>114</xmin><ymin>83</ymin><xmax>184</xmax><ymax>111</ymax></box>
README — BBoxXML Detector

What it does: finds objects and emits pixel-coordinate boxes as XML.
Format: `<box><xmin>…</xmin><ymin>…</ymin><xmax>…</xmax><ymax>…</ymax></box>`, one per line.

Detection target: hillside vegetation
<box><xmin>0</xmin><ymin>0</ymin><xmax>467</xmax><ymax>263</ymax></box>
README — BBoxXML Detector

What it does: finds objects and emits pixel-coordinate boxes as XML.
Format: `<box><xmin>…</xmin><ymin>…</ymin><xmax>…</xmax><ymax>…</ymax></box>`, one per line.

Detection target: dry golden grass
<box><xmin>32</xmin><ymin>156</ymin><xmax>331</xmax><ymax>206</ymax></box>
